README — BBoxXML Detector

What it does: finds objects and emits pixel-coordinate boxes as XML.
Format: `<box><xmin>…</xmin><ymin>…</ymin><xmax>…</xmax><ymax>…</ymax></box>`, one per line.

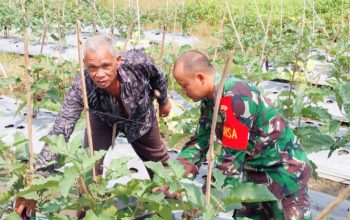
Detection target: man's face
<box><xmin>84</xmin><ymin>47</ymin><xmax>120</xmax><ymax>89</ymax></box>
<box><xmin>173</xmin><ymin>66</ymin><xmax>207</xmax><ymax>102</ymax></box>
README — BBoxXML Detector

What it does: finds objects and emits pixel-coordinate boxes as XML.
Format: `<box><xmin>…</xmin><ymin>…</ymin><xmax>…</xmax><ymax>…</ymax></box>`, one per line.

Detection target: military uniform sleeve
<box><xmin>177</xmin><ymin>101</ymin><xmax>211</xmax><ymax>179</ymax></box>
<box><xmin>134</xmin><ymin>50</ymin><xmax>168</xmax><ymax>105</ymax></box>
<box><xmin>35</xmin><ymin>75</ymin><xmax>83</xmax><ymax>174</ymax></box>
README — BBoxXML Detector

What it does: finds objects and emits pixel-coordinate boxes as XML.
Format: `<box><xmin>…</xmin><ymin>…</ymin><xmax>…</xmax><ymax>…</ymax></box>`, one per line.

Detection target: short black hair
<box><xmin>173</xmin><ymin>50</ymin><xmax>215</xmax><ymax>75</ymax></box>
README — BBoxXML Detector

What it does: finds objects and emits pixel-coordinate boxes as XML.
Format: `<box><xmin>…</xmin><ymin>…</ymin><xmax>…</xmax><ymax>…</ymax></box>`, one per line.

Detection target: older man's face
<box><xmin>84</xmin><ymin>47</ymin><xmax>120</xmax><ymax>89</ymax></box>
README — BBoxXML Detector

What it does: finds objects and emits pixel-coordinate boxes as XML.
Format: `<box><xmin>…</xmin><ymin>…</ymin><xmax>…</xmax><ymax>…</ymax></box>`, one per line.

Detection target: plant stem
<box><xmin>76</xmin><ymin>20</ymin><xmax>96</xmax><ymax>182</ymax></box>
<box><xmin>286</xmin><ymin>0</ymin><xmax>306</xmax><ymax>120</ymax></box>
<box><xmin>205</xmin><ymin>50</ymin><xmax>235</xmax><ymax>207</ymax></box>
<box><xmin>20</xmin><ymin>0</ymin><xmax>34</xmax><ymax>182</ymax></box>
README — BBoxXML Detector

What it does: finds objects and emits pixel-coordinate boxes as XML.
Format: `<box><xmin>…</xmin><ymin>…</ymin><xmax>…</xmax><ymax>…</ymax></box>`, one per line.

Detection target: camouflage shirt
<box><xmin>36</xmin><ymin>49</ymin><xmax>168</xmax><ymax>169</ymax></box>
<box><xmin>177</xmin><ymin>76</ymin><xmax>311</xmax><ymax>199</ymax></box>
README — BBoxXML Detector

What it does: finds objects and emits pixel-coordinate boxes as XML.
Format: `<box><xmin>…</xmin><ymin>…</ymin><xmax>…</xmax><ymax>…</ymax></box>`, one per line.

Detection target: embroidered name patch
<box><xmin>219</xmin><ymin>96</ymin><xmax>249</xmax><ymax>151</ymax></box>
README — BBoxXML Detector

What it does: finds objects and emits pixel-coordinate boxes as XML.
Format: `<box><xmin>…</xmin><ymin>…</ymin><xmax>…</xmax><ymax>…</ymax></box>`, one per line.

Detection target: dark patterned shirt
<box><xmin>36</xmin><ymin>49</ymin><xmax>168</xmax><ymax>169</ymax></box>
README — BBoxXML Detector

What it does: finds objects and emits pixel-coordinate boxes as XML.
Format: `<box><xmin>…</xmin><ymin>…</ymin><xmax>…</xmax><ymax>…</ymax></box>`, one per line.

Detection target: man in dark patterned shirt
<box><xmin>15</xmin><ymin>35</ymin><xmax>171</xmax><ymax>218</ymax></box>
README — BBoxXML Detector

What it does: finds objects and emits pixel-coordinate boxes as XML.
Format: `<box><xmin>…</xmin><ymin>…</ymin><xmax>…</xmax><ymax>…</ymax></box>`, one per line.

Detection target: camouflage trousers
<box><xmin>234</xmin><ymin>187</ymin><xmax>311</xmax><ymax>220</ymax></box>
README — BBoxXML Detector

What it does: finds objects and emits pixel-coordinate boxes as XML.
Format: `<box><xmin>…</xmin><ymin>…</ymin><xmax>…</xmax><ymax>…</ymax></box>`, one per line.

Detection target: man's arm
<box><xmin>133</xmin><ymin>49</ymin><xmax>168</xmax><ymax>105</ymax></box>
<box><xmin>177</xmin><ymin>101</ymin><xmax>211</xmax><ymax>179</ymax></box>
<box><xmin>35</xmin><ymin>75</ymin><xmax>84</xmax><ymax>173</ymax></box>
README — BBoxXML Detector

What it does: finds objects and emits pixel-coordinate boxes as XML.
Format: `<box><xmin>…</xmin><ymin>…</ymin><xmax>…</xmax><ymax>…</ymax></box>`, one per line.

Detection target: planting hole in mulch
<box><xmin>16</xmin><ymin>125</ymin><xmax>25</xmax><ymax>129</ymax></box>
<box><xmin>5</xmin><ymin>124</ymin><xmax>14</xmax><ymax>128</ymax></box>
<box><xmin>337</xmin><ymin>149</ymin><xmax>349</xmax><ymax>155</ymax></box>
<box><xmin>129</xmin><ymin>167</ymin><xmax>138</xmax><ymax>173</ymax></box>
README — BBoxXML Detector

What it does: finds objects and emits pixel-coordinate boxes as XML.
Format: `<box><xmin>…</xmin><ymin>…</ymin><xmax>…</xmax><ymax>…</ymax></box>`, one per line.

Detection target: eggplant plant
<box><xmin>0</xmin><ymin>134</ymin><xmax>277</xmax><ymax>219</ymax></box>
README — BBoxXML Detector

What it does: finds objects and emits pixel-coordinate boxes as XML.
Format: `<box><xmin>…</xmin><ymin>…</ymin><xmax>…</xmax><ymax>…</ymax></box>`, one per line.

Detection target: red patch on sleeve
<box><xmin>219</xmin><ymin>96</ymin><xmax>249</xmax><ymax>151</ymax></box>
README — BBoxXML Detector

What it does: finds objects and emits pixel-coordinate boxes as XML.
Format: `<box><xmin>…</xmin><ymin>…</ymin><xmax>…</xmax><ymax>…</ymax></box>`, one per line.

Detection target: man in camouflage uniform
<box><xmin>172</xmin><ymin>50</ymin><xmax>312</xmax><ymax>220</ymax></box>
<box><xmin>15</xmin><ymin>35</ymin><xmax>171</xmax><ymax>218</ymax></box>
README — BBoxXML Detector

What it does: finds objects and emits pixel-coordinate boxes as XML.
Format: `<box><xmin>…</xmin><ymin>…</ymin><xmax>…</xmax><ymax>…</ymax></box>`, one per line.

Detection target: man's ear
<box><xmin>196</xmin><ymin>72</ymin><xmax>206</xmax><ymax>84</ymax></box>
<box><xmin>115</xmin><ymin>54</ymin><xmax>122</xmax><ymax>65</ymax></box>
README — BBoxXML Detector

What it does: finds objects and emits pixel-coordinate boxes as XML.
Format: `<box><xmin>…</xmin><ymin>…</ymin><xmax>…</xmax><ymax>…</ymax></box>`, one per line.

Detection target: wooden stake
<box><xmin>89</xmin><ymin>0</ymin><xmax>105</xmax><ymax>29</ymax></box>
<box><xmin>172</xmin><ymin>1</ymin><xmax>178</xmax><ymax>52</ymax></box>
<box><xmin>254</xmin><ymin>0</ymin><xmax>267</xmax><ymax>35</ymax></box>
<box><xmin>40</xmin><ymin>0</ymin><xmax>48</xmax><ymax>54</ymax></box>
<box><xmin>20</xmin><ymin>0</ymin><xmax>34</xmax><ymax>181</ymax></box>
<box><xmin>76</xmin><ymin>20</ymin><xmax>96</xmax><ymax>181</ymax></box>
<box><xmin>260</xmin><ymin>5</ymin><xmax>273</xmax><ymax>66</ymax></box>
<box><xmin>225</xmin><ymin>1</ymin><xmax>244</xmax><ymax>55</ymax></box>
<box><xmin>0</xmin><ymin>63</ymin><xmax>13</xmax><ymax>92</ymax></box>
<box><xmin>122</xmin><ymin>23</ymin><xmax>133</xmax><ymax>52</ymax></box>
<box><xmin>111</xmin><ymin>0</ymin><xmax>115</xmax><ymax>36</ymax></box>
<box><xmin>205</xmin><ymin>50</ymin><xmax>235</xmax><ymax>207</ymax></box>
<box><xmin>280</xmin><ymin>0</ymin><xmax>284</xmax><ymax>38</ymax></box>
<box><xmin>316</xmin><ymin>185</ymin><xmax>350</xmax><ymax>220</ymax></box>
<box><xmin>213</xmin><ymin>11</ymin><xmax>226</xmax><ymax>63</ymax></box>
<box><xmin>136</xmin><ymin>0</ymin><xmax>141</xmax><ymax>46</ymax></box>
<box><xmin>159</xmin><ymin>25</ymin><xmax>167</xmax><ymax>68</ymax></box>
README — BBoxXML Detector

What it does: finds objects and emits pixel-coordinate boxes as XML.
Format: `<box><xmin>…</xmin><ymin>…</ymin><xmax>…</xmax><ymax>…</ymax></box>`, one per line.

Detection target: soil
<box><xmin>308</xmin><ymin>177</ymin><xmax>349</xmax><ymax>199</ymax></box>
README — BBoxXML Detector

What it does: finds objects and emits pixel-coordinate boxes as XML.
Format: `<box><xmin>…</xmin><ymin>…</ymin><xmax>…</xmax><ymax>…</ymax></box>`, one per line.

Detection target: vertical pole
<box><xmin>111</xmin><ymin>0</ymin><xmax>115</xmax><ymax>35</ymax></box>
<box><xmin>76</xmin><ymin>20</ymin><xmax>96</xmax><ymax>181</ymax></box>
<box><xmin>136</xmin><ymin>0</ymin><xmax>141</xmax><ymax>46</ymax></box>
<box><xmin>205</xmin><ymin>50</ymin><xmax>234</xmax><ymax>207</ymax></box>
<box><xmin>226</xmin><ymin>1</ymin><xmax>244</xmax><ymax>55</ymax></box>
<box><xmin>20</xmin><ymin>0</ymin><xmax>34</xmax><ymax>182</ymax></box>
<box><xmin>40</xmin><ymin>0</ymin><xmax>48</xmax><ymax>54</ymax></box>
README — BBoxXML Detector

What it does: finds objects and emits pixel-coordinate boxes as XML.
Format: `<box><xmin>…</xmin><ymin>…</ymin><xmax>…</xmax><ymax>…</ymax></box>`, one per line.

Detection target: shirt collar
<box><xmin>117</xmin><ymin>62</ymin><xmax>131</xmax><ymax>83</ymax></box>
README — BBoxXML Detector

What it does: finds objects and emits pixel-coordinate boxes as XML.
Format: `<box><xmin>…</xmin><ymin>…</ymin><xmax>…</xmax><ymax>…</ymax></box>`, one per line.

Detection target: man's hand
<box><xmin>15</xmin><ymin>197</ymin><xmax>36</xmax><ymax>218</ymax></box>
<box><xmin>159</xmin><ymin>100</ymin><xmax>171</xmax><ymax>117</ymax></box>
<box><xmin>152</xmin><ymin>185</ymin><xmax>180</xmax><ymax>199</ymax></box>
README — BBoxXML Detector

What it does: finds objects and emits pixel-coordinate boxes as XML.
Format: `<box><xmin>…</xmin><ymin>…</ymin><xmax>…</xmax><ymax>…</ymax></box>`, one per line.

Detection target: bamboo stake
<box><xmin>316</xmin><ymin>185</ymin><xmax>350</xmax><ymax>220</ymax></box>
<box><xmin>76</xmin><ymin>20</ymin><xmax>96</xmax><ymax>182</ymax></box>
<box><xmin>159</xmin><ymin>25</ymin><xmax>167</xmax><ymax>68</ymax></box>
<box><xmin>225</xmin><ymin>1</ymin><xmax>244</xmax><ymax>55</ymax></box>
<box><xmin>122</xmin><ymin>23</ymin><xmax>133</xmax><ymax>52</ymax></box>
<box><xmin>111</xmin><ymin>0</ymin><xmax>115</xmax><ymax>36</ymax></box>
<box><xmin>0</xmin><ymin>63</ymin><xmax>13</xmax><ymax>92</ymax></box>
<box><xmin>136</xmin><ymin>0</ymin><xmax>141</xmax><ymax>46</ymax></box>
<box><xmin>172</xmin><ymin>1</ymin><xmax>178</xmax><ymax>51</ymax></box>
<box><xmin>89</xmin><ymin>0</ymin><xmax>105</xmax><ymax>29</ymax></box>
<box><xmin>205</xmin><ymin>50</ymin><xmax>235</xmax><ymax>207</ymax></box>
<box><xmin>40</xmin><ymin>0</ymin><xmax>48</xmax><ymax>54</ymax></box>
<box><xmin>20</xmin><ymin>0</ymin><xmax>34</xmax><ymax>181</ymax></box>
<box><xmin>213</xmin><ymin>11</ymin><xmax>226</xmax><ymax>63</ymax></box>
<box><xmin>254</xmin><ymin>0</ymin><xmax>267</xmax><ymax>35</ymax></box>
<box><xmin>312</xmin><ymin>0</ymin><xmax>315</xmax><ymax>38</ymax></box>
<box><xmin>280</xmin><ymin>0</ymin><xmax>284</xmax><ymax>37</ymax></box>
<box><xmin>308</xmin><ymin>0</ymin><xmax>330</xmax><ymax>38</ymax></box>
<box><xmin>260</xmin><ymin>5</ymin><xmax>273</xmax><ymax>67</ymax></box>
